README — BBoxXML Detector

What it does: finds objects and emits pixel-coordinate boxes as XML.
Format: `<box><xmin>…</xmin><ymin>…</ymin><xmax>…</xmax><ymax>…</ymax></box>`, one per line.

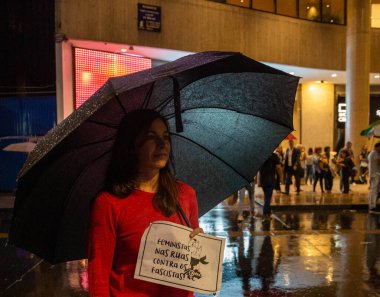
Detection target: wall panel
<box><xmin>57</xmin><ymin>0</ymin><xmax>353</xmax><ymax>70</ymax></box>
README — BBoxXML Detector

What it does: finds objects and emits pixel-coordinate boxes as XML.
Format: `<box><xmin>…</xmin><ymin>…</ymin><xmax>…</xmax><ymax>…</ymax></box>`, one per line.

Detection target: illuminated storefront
<box><xmin>73</xmin><ymin>48</ymin><xmax>151</xmax><ymax>109</ymax></box>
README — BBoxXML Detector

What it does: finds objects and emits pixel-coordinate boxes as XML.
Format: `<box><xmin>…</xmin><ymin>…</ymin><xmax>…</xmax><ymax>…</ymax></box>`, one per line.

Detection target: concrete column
<box><xmin>345</xmin><ymin>0</ymin><xmax>371</xmax><ymax>161</ymax></box>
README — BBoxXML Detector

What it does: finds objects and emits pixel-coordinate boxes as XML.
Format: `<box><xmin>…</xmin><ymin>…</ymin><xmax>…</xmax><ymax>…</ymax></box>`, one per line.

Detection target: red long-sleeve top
<box><xmin>88</xmin><ymin>181</ymin><xmax>199</xmax><ymax>297</ymax></box>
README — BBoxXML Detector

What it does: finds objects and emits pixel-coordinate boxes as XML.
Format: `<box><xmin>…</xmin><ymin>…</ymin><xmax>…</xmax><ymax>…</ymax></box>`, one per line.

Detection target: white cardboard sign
<box><xmin>134</xmin><ymin>221</ymin><xmax>225</xmax><ymax>294</ymax></box>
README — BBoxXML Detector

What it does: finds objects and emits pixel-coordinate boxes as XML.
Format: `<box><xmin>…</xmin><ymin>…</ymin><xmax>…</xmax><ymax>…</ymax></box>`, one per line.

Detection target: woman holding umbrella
<box><xmin>87</xmin><ymin>109</ymin><xmax>203</xmax><ymax>297</ymax></box>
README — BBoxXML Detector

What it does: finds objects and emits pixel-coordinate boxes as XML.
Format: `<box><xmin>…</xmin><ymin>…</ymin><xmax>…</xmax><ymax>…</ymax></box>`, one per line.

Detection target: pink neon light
<box><xmin>74</xmin><ymin>48</ymin><xmax>152</xmax><ymax>109</ymax></box>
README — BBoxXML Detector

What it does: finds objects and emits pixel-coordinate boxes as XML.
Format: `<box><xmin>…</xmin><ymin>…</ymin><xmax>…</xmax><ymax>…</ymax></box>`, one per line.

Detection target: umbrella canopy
<box><xmin>9</xmin><ymin>51</ymin><xmax>299</xmax><ymax>264</ymax></box>
<box><xmin>3</xmin><ymin>142</ymin><xmax>37</xmax><ymax>153</ymax></box>
<box><xmin>360</xmin><ymin>120</ymin><xmax>380</xmax><ymax>137</ymax></box>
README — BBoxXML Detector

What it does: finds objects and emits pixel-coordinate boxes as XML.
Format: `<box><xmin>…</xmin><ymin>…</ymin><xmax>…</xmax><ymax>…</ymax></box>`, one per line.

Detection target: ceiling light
<box><xmin>331</xmin><ymin>73</ymin><xmax>337</xmax><ymax>77</ymax></box>
<box><xmin>375</xmin><ymin>74</ymin><xmax>380</xmax><ymax>79</ymax></box>
<box><xmin>326</xmin><ymin>4</ymin><xmax>330</xmax><ymax>8</ymax></box>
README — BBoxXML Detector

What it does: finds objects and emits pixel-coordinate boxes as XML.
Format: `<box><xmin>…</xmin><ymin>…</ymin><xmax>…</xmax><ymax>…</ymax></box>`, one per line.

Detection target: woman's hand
<box><xmin>190</xmin><ymin>227</ymin><xmax>204</xmax><ymax>238</ymax></box>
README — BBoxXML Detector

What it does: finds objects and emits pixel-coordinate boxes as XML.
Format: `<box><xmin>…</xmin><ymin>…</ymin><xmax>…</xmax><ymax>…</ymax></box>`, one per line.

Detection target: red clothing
<box><xmin>88</xmin><ymin>181</ymin><xmax>199</xmax><ymax>297</ymax></box>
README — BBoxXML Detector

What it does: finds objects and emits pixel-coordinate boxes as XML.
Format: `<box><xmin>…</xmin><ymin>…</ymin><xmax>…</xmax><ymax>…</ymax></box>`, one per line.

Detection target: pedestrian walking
<box><xmin>236</xmin><ymin>181</ymin><xmax>255</xmax><ymax>222</ymax></box>
<box><xmin>368</xmin><ymin>141</ymin><xmax>380</xmax><ymax>213</ymax></box>
<box><xmin>336</xmin><ymin>149</ymin><xmax>354</xmax><ymax>194</ymax></box>
<box><xmin>323</xmin><ymin>146</ymin><xmax>334</xmax><ymax>193</ymax></box>
<box><xmin>305</xmin><ymin>147</ymin><xmax>314</xmax><ymax>185</ymax></box>
<box><xmin>274</xmin><ymin>146</ymin><xmax>284</xmax><ymax>193</ymax></box>
<box><xmin>258</xmin><ymin>152</ymin><xmax>281</xmax><ymax>217</ymax></box>
<box><xmin>359</xmin><ymin>144</ymin><xmax>369</xmax><ymax>183</ymax></box>
<box><xmin>283</xmin><ymin>139</ymin><xmax>301</xmax><ymax>195</ymax></box>
<box><xmin>313</xmin><ymin>147</ymin><xmax>325</xmax><ymax>193</ymax></box>
<box><xmin>298</xmin><ymin>145</ymin><xmax>306</xmax><ymax>185</ymax></box>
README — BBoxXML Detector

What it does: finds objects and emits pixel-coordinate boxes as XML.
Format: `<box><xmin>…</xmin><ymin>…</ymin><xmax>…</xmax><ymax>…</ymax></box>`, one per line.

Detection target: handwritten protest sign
<box><xmin>134</xmin><ymin>221</ymin><xmax>225</xmax><ymax>294</ymax></box>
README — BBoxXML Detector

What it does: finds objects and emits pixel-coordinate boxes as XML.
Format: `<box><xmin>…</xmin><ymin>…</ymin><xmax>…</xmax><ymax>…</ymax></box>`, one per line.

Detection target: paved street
<box><xmin>0</xmin><ymin>180</ymin><xmax>379</xmax><ymax>297</ymax></box>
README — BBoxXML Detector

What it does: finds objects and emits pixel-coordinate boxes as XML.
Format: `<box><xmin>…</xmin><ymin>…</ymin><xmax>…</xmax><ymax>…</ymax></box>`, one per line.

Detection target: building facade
<box><xmin>55</xmin><ymin>0</ymin><xmax>380</xmax><ymax>157</ymax></box>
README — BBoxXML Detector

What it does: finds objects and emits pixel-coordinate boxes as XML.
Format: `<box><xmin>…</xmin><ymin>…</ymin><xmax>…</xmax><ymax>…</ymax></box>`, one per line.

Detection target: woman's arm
<box><xmin>187</xmin><ymin>186</ymin><xmax>203</xmax><ymax>238</ymax></box>
<box><xmin>88</xmin><ymin>193</ymin><xmax>117</xmax><ymax>297</ymax></box>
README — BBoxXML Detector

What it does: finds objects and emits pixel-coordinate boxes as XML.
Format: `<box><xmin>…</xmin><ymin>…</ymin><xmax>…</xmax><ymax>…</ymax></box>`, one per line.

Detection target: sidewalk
<box><xmin>241</xmin><ymin>176</ymin><xmax>370</xmax><ymax>212</ymax></box>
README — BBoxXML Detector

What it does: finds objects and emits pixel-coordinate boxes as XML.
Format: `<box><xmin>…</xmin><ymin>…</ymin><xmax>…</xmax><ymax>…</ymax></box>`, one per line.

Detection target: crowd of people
<box><xmin>274</xmin><ymin>140</ymin><xmax>359</xmax><ymax>195</ymax></box>
<box><xmin>235</xmin><ymin>139</ymin><xmax>380</xmax><ymax>222</ymax></box>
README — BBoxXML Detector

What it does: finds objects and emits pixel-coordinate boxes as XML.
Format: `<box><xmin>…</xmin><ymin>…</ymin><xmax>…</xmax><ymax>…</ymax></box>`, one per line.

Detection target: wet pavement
<box><xmin>1</xmin><ymin>180</ymin><xmax>380</xmax><ymax>297</ymax></box>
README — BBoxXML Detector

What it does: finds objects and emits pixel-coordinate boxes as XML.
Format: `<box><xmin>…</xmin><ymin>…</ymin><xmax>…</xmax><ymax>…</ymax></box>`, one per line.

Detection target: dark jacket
<box><xmin>284</xmin><ymin>147</ymin><xmax>301</xmax><ymax>170</ymax></box>
<box><xmin>259</xmin><ymin>153</ymin><xmax>280</xmax><ymax>186</ymax></box>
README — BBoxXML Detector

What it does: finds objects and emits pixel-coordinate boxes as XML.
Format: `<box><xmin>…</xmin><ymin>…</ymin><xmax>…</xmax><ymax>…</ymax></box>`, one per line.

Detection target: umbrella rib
<box><xmin>171</xmin><ymin>133</ymin><xmax>251</xmax><ymax>184</ymax></box>
<box><xmin>141</xmin><ymin>82</ymin><xmax>155</xmax><ymax>109</ymax></box>
<box><xmin>155</xmin><ymin>96</ymin><xmax>173</xmax><ymax>113</ymax></box>
<box><xmin>85</xmin><ymin>120</ymin><xmax>119</xmax><ymax>129</ymax></box>
<box><xmin>72</xmin><ymin>135</ymin><xmax>116</xmax><ymax>149</ymax></box>
<box><xmin>115</xmin><ymin>94</ymin><xmax>127</xmax><ymax>115</ymax></box>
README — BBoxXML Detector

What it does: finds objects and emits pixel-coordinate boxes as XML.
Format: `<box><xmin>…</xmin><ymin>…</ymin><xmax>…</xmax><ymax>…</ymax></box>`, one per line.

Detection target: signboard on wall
<box><xmin>370</xmin><ymin>94</ymin><xmax>380</xmax><ymax>123</ymax></box>
<box><xmin>337</xmin><ymin>96</ymin><xmax>346</xmax><ymax>129</ymax></box>
<box><xmin>138</xmin><ymin>3</ymin><xmax>161</xmax><ymax>32</ymax></box>
<box><xmin>337</xmin><ymin>95</ymin><xmax>380</xmax><ymax>128</ymax></box>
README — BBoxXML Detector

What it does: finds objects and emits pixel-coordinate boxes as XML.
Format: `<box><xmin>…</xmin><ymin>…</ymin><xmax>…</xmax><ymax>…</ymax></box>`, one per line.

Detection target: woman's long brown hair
<box><xmin>104</xmin><ymin>109</ymin><xmax>179</xmax><ymax>217</ymax></box>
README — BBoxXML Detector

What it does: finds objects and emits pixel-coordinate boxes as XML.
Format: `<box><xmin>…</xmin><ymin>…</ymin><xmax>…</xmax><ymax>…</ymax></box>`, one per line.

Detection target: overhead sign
<box><xmin>138</xmin><ymin>3</ymin><xmax>161</xmax><ymax>32</ymax></box>
<box><xmin>134</xmin><ymin>221</ymin><xmax>225</xmax><ymax>294</ymax></box>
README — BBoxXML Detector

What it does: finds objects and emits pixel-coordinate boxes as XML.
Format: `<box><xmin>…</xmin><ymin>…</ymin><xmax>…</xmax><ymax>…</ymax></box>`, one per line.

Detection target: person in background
<box><xmin>340</xmin><ymin>141</ymin><xmax>354</xmax><ymax>159</ymax></box>
<box><xmin>305</xmin><ymin>147</ymin><xmax>314</xmax><ymax>185</ymax></box>
<box><xmin>339</xmin><ymin>141</ymin><xmax>356</xmax><ymax>184</ymax></box>
<box><xmin>313</xmin><ymin>147</ymin><xmax>325</xmax><ymax>193</ymax></box>
<box><xmin>236</xmin><ymin>181</ymin><xmax>255</xmax><ymax>222</ymax></box>
<box><xmin>298</xmin><ymin>145</ymin><xmax>306</xmax><ymax>186</ymax></box>
<box><xmin>323</xmin><ymin>146</ymin><xmax>333</xmax><ymax>193</ymax></box>
<box><xmin>274</xmin><ymin>146</ymin><xmax>284</xmax><ymax>193</ymax></box>
<box><xmin>88</xmin><ymin>109</ymin><xmax>203</xmax><ymax>297</ymax></box>
<box><xmin>258</xmin><ymin>152</ymin><xmax>281</xmax><ymax>218</ymax></box>
<box><xmin>368</xmin><ymin>142</ymin><xmax>380</xmax><ymax>214</ymax></box>
<box><xmin>283</xmin><ymin>139</ymin><xmax>301</xmax><ymax>195</ymax></box>
<box><xmin>336</xmin><ymin>149</ymin><xmax>354</xmax><ymax>194</ymax></box>
<box><xmin>359</xmin><ymin>144</ymin><xmax>369</xmax><ymax>184</ymax></box>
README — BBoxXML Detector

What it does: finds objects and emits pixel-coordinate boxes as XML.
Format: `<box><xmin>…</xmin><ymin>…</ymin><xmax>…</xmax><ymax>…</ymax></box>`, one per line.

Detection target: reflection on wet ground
<box><xmin>1</xmin><ymin>203</ymin><xmax>380</xmax><ymax>297</ymax></box>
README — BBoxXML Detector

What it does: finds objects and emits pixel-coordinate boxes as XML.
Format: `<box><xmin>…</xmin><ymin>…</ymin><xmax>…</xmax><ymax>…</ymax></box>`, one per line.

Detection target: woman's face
<box><xmin>136</xmin><ymin>118</ymin><xmax>171</xmax><ymax>173</ymax></box>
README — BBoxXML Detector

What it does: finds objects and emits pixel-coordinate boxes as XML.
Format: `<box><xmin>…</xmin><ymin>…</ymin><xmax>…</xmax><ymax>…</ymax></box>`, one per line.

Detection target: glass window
<box><xmin>252</xmin><ymin>0</ymin><xmax>275</xmax><ymax>12</ymax></box>
<box><xmin>226</xmin><ymin>0</ymin><xmax>251</xmax><ymax>8</ymax></box>
<box><xmin>276</xmin><ymin>0</ymin><xmax>297</xmax><ymax>17</ymax></box>
<box><xmin>299</xmin><ymin>0</ymin><xmax>322</xmax><ymax>21</ymax></box>
<box><xmin>322</xmin><ymin>0</ymin><xmax>345</xmax><ymax>24</ymax></box>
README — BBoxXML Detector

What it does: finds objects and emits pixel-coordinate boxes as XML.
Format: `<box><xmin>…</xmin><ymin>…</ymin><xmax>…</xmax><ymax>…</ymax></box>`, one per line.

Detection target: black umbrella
<box><xmin>9</xmin><ymin>51</ymin><xmax>299</xmax><ymax>264</ymax></box>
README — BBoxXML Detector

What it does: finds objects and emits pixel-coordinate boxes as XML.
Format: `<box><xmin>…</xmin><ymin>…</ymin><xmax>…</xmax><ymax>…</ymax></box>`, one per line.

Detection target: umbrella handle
<box><xmin>177</xmin><ymin>203</ymin><xmax>191</xmax><ymax>228</ymax></box>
